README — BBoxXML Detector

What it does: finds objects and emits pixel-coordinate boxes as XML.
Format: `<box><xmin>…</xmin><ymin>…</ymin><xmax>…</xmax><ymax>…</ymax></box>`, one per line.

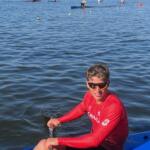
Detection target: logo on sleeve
<box><xmin>101</xmin><ymin>119</ymin><xmax>110</xmax><ymax>126</ymax></box>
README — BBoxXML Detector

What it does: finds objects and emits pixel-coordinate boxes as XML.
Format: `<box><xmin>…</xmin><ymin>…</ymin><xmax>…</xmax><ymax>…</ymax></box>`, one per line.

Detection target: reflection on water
<box><xmin>0</xmin><ymin>0</ymin><xmax>150</xmax><ymax>149</ymax></box>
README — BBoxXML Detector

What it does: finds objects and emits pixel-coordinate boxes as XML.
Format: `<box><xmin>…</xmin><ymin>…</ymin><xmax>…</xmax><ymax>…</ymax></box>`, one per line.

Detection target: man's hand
<box><xmin>46</xmin><ymin>138</ymin><xmax>58</xmax><ymax>146</ymax></box>
<box><xmin>47</xmin><ymin>118</ymin><xmax>61</xmax><ymax>128</ymax></box>
<box><xmin>33</xmin><ymin>138</ymin><xmax>66</xmax><ymax>150</ymax></box>
<box><xmin>33</xmin><ymin>138</ymin><xmax>58</xmax><ymax>150</ymax></box>
<box><xmin>33</xmin><ymin>139</ymin><xmax>49</xmax><ymax>150</ymax></box>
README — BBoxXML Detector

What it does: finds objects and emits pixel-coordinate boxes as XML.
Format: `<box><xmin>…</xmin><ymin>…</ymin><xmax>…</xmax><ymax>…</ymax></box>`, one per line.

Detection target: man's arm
<box><xmin>47</xmin><ymin>92</ymin><xmax>90</xmax><ymax>128</ymax></box>
<box><xmin>58</xmin><ymin>100</ymin><xmax>86</xmax><ymax>123</ymax></box>
<box><xmin>56</xmin><ymin>104</ymin><xmax>122</xmax><ymax>148</ymax></box>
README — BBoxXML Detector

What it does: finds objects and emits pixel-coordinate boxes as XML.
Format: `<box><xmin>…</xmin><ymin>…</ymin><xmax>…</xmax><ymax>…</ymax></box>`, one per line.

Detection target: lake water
<box><xmin>0</xmin><ymin>0</ymin><xmax>150</xmax><ymax>149</ymax></box>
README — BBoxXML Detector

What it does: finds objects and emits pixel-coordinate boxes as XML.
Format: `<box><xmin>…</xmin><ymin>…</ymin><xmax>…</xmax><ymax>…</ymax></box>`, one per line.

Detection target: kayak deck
<box><xmin>23</xmin><ymin>131</ymin><xmax>150</xmax><ymax>150</ymax></box>
<box><xmin>124</xmin><ymin>131</ymin><xmax>150</xmax><ymax>150</ymax></box>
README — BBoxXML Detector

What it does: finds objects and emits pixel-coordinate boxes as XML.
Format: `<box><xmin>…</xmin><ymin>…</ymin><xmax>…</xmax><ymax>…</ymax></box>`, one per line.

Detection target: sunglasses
<box><xmin>88</xmin><ymin>82</ymin><xmax>107</xmax><ymax>89</ymax></box>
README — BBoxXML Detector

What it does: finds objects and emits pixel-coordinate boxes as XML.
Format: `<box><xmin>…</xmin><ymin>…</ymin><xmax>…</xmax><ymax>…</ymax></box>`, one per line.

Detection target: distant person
<box><xmin>48</xmin><ymin>0</ymin><xmax>57</xmax><ymax>2</ymax></box>
<box><xmin>33</xmin><ymin>63</ymin><xmax>128</xmax><ymax>150</ymax></box>
<box><xmin>81</xmin><ymin>0</ymin><xmax>87</xmax><ymax>8</ymax></box>
<box><xmin>120</xmin><ymin>0</ymin><xmax>125</xmax><ymax>5</ymax></box>
<box><xmin>136</xmin><ymin>2</ymin><xmax>144</xmax><ymax>8</ymax></box>
<box><xmin>32</xmin><ymin>0</ymin><xmax>40</xmax><ymax>2</ymax></box>
<box><xmin>97</xmin><ymin>0</ymin><xmax>103</xmax><ymax>4</ymax></box>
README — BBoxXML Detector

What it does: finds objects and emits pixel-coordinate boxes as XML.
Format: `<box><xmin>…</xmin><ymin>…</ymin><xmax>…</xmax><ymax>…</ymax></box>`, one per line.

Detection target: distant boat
<box><xmin>33</xmin><ymin>0</ymin><xmax>40</xmax><ymax>1</ymax></box>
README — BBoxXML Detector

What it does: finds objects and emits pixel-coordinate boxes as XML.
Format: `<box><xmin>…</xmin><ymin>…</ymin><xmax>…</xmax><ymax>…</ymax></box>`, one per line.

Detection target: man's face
<box><xmin>86</xmin><ymin>76</ymin><xmax>108</xmax><ymax>102</ymax></box>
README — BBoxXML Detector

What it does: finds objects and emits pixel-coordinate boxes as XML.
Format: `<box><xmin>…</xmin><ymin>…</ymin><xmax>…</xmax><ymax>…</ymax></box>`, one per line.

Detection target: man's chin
<box><xmin>94</xmin><ymin>95</ymin><xmax>102</xmax><ymax>101</ymax></box>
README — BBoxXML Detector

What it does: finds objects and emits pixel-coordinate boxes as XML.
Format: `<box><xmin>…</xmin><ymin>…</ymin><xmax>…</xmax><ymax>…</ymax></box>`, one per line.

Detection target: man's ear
<box><xmin>86</xmin><ymin>80</ymin><xmax>90</xmax><ymax>89</ymax></box>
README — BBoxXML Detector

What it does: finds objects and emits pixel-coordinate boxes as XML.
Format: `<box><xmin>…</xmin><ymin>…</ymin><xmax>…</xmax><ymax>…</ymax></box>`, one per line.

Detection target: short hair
<box><xmin>86</xmin><ymin>63</ymin><xmax>109</xmax><ymax>82</ymax></box>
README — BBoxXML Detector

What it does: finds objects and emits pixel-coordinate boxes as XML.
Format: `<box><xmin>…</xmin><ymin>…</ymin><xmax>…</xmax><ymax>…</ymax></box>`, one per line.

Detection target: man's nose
<box><xmin>95</xmin><ymin>85</ymin><xmax>101</xmax><ymax>91</ymax></box>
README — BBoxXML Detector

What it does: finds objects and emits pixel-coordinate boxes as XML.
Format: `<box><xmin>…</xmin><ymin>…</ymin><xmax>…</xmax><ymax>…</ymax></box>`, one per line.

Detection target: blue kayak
<box><xmin>124</xmin><ymin>131</ymin><xmax>150</xmax><ymax>150</ymax></box>
<box><xmin>71</xmin><ymin>6</ymin><xmax>97</xmax><ymax>9</ymax></box>
<box><xmin>24</xmin><ymin>131</ymin><xmax>150</xmax><ymax>150</ymax></box>
<box><xmin>71</xmin><ymin>5</ymin><xmax>118</xmax><ymax>9</ymax></box>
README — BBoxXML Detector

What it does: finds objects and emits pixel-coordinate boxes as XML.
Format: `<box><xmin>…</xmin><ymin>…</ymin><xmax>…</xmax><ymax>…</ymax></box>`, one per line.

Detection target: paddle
<box><xmin>43</xmin><ymin>116</ymin><xmax>55</xmax><ymax>150</ymax></box>
<box><xmin>49</xmin><ymin>127</ymin><xmax>54</xmax><ymax>137</ymax></box>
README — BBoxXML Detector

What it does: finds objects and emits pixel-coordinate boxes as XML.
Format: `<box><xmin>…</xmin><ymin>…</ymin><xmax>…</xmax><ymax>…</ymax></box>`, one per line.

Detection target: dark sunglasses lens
<box><xmin>88</xmin><ymin>82</ymin><xmax>107</xmax><ymax>89</ymax></box>
<box><xmin>89</xmin><ymin>83</ymin><xmax>95</xmax><ymax>89</ymax></box>
<box><xmin>98</xmin><ymin>83</ymin><xmax>106</xmax><ymax>88</ymax></box>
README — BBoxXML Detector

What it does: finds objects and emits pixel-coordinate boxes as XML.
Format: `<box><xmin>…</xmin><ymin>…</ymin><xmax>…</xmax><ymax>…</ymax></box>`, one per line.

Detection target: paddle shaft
<box><xmin>49</xmin><ymin>127</ymin><xmax>54</xmax><ymax>150</ymax></box>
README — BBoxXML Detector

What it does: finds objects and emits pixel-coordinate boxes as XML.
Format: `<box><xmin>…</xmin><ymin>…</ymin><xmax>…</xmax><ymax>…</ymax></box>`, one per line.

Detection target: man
<box><xmin>97</xmin><ymin>0</ymin><xmax>103</xmax><ymax>4</ymax></box>
<box><xmin>34</xmin><ymin>63</ymin><xmax>128</xmax><ymax>150</ymax></box>
<box><xmin>120</xmin><ymin>0</ymin><xmax>125</xmax><ymax>5</ymax></box>
<box><xmin>81</xmin><ymin>0</ymin><xmax>87</xmax><ymax>8</ymax></box>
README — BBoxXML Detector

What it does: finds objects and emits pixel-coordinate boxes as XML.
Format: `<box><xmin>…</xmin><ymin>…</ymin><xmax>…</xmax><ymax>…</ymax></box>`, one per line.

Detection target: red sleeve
<box><xmin>58</xmin><ymin>99</ymin><xmax>87</xmax><ymax>123</ymax></box>
<box><xmin>58</xmin><ymin>103</ymin><xmax>122</xmax><ymax>148</ymax></box>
